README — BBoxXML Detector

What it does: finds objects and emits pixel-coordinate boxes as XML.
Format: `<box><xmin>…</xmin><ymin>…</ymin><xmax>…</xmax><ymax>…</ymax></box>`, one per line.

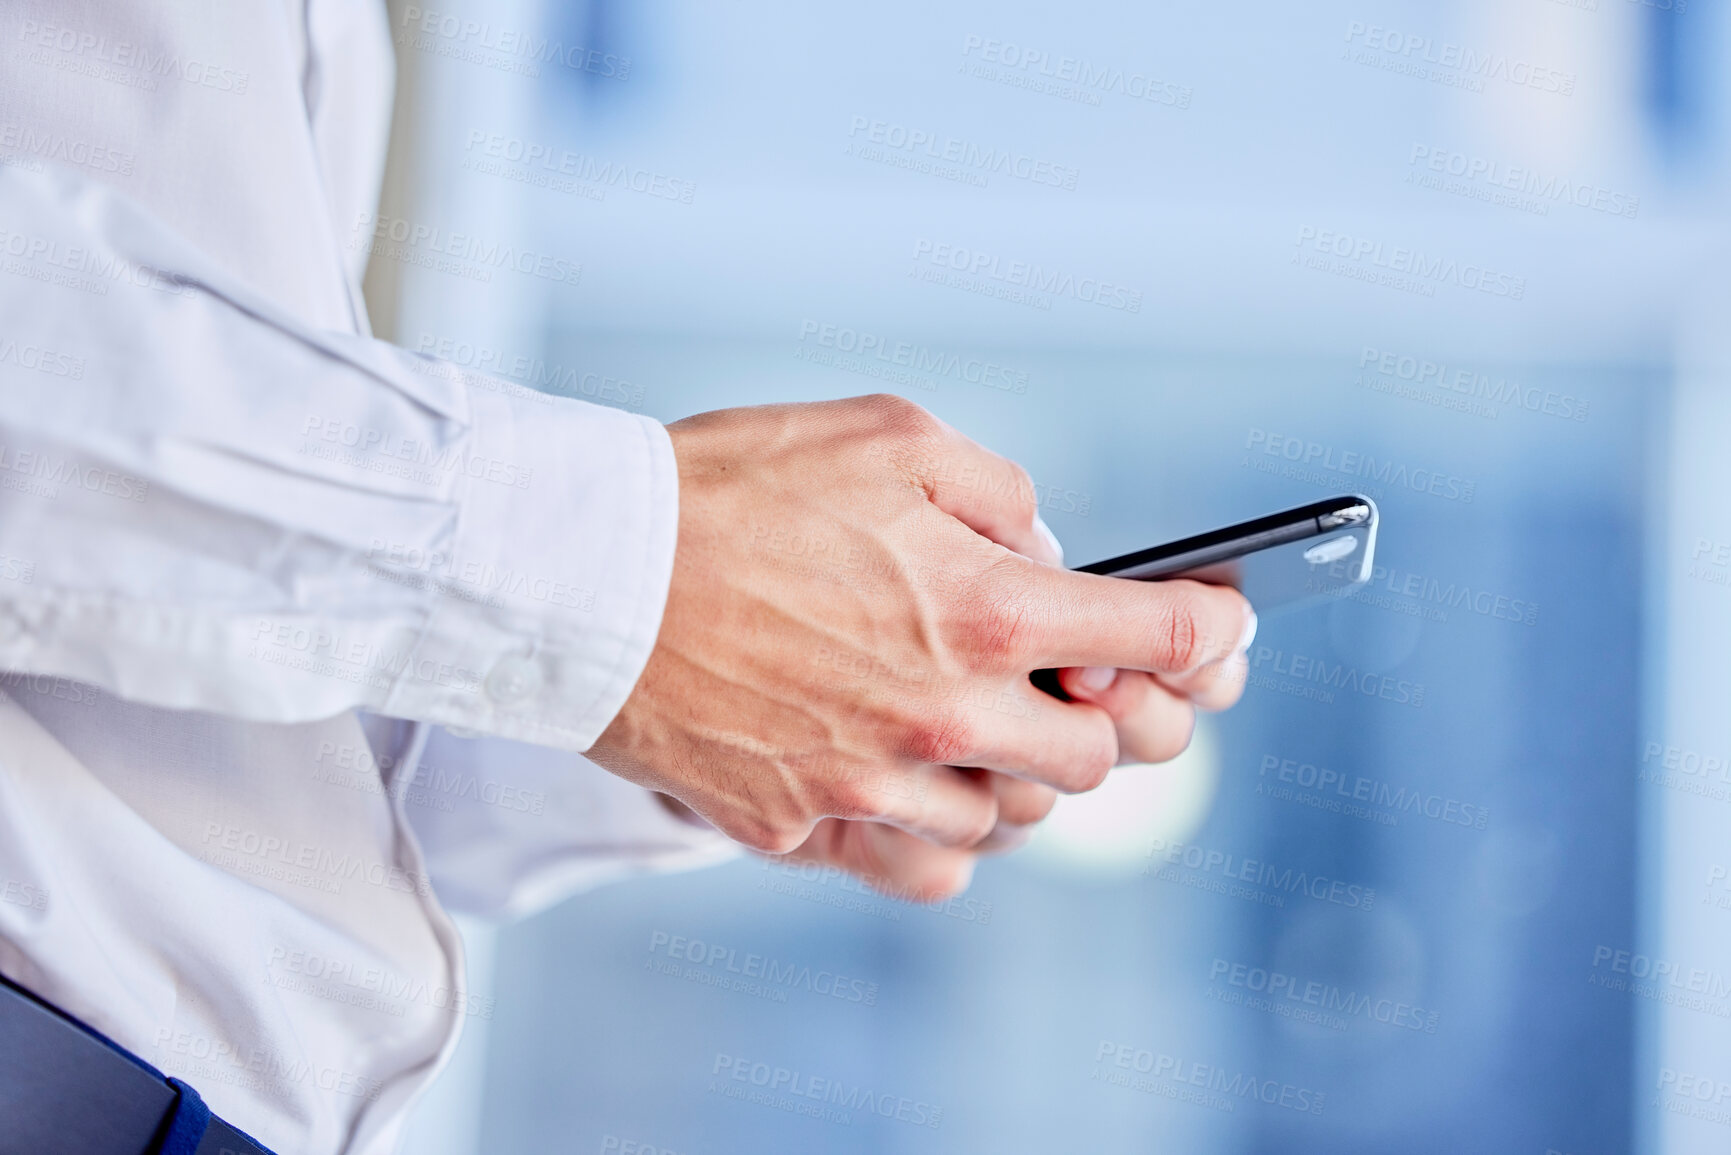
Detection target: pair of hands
<box><xmin>588</xmin><ymin>395</ymin><xmax>1253</xmax><ymax>902</ymax></box>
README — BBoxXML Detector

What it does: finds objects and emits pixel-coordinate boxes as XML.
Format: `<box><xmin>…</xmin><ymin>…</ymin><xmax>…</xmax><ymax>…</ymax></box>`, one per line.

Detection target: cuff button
<box><xmin>485</xmin><ymin>654</ymin><xmax>542</xmax><ymax>704</ymax></box>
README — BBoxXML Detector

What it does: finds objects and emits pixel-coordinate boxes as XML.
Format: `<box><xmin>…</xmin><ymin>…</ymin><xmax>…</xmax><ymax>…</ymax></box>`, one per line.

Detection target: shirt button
<box><xmin>485</xmin><ymin>655</ymin><xmax>542</xmax><ymax>704</ymax></box>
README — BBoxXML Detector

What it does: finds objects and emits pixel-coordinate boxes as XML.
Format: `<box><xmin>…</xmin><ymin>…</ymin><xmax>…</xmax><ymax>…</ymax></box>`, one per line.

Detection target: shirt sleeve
<box><xmin>0</xmin><ymin>164</ymin><xmax>678</xmax><ymax>752</ymax></box>
<box><xmin>400</xmin><ymin>727</ymin><xmax>739</xmax><ymax>923</ymax></box>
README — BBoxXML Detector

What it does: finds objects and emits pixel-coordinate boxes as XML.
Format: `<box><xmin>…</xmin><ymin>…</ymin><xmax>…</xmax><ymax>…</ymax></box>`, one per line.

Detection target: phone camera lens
<box><xmin>1303</xmin><ymin>535</ymin><xmax>1358</xmax><ymax>566</ymax></box>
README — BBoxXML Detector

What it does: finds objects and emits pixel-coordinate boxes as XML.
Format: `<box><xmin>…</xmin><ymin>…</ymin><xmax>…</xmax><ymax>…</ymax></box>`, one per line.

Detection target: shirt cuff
<box><xmin>402</xmin><ymin>728</ymin><xmax>739</xmax><ymax>923</ymax></box>
<box><xmin>375</xmin><ymin>368</ymin><xmax>679</xmax><ymax>751</ymax></box>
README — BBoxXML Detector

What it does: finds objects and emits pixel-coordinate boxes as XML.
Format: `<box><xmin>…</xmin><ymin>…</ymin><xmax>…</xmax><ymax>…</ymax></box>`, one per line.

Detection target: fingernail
<box><xmin>1032</xmin><ymin>514</ymin><xmax>1064</xmax><ymax>566</ymax></box>
<box><xmin>1078</xmin><ymin>666</ymin><xmax>1117</xmax><ymax>692</ymax></box>
<box><xmin>1235</xmin><ymin>609</ymin><xmax>1259</xmax><ymax>655</ymax></box>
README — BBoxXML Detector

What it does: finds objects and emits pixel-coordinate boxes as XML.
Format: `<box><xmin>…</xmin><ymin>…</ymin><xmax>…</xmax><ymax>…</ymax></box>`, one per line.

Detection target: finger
<box><xmin>866</xmin><ymin>762</ymin><xmax>999</xmax><ymax>849</ymax></box>
<box><xmin>906</xmin><ymin>416</ymin><xmax>1062</xmax><ymax>567</ymax></box>
<box><xmin>973</xmin><ymin>824</ymin><xmax>1035</xmax><ymax>854</ymax></box>
<box><xmin>919</xmin><ymin>686</ymin><xmax>1121</xmax><ymax>793</ymax></box>
<box><xmin>988</xmin><ymin>771</ymin><xmax>1059</xmax><ymax>826</ymax></box>
<box><xmin>781</xmin><ymin>818</ymin><xmax>979</xmax><ymax>902</ymax></box>
<box><xmin>1151</xmin><ymin>609</ymin><xmax>1256</xmax><ymax>701</ymax></box>
<box><xmin>1058</xmin><ymin>667</ymin><xmax>1199</xmax><ymax>764</ymax></box>
<box><xmin>1154</xmin><ymin>650</ymin><xmax>1248</xmax><ymax>712</ymax></box>
<box><xmin>967</xmin><ymin>770</ymin><xmax>1057</xmax><ymax>853</ymax></box>
<box><xmin>1020</xmin><ymin>572</ymin><xmax>1255</xmax><ymax>673</ymax></box>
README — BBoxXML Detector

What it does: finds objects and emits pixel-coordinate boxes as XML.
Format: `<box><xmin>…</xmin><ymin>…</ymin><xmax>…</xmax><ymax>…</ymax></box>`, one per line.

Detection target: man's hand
<box><xmin>589</xmin><ymin>395</ymin><xmax>1253</xmax><ymax>898</ymax></box>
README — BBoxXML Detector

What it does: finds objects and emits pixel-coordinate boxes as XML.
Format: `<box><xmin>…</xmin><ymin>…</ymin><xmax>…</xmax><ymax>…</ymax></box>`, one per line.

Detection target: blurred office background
<box><xmin>367</xmin><ymin>0</ymin><xmax>1731</xmax><ymax>1151</ymax></box>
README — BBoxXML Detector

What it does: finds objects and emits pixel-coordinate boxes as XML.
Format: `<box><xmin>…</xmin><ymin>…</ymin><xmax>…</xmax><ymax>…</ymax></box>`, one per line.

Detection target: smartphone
<box><xmin>1031</xmin><ymin>495</ymin><xmax>1379</xmax><ymax>697</ymax></box>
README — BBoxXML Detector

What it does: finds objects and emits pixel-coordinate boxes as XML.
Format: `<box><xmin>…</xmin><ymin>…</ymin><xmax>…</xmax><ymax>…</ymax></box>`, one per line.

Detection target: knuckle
<box><xmin>815</xmin><ymin>773</ymin><xmax>879</xmax><ymax>821</ymax></box>
<box><xmin>735</xmin><ymin>816</ymin><xmax>810</xmax><ymax>856</ymax></box>
<box><xmin>1004</xmin><ymin>461</ymin><xmax>1039</xmax><ymax>523</ymax></box>
<box><xmin>962</xmin><ymin>586</ymin><xmax>1035</xmax><ymax>668</ymax></box>
<box><xmin>958</xmin><ymin>806</ymin><xmax>998</xmax><ymax>848</ymax></box>
<box><xmin>1002</xmin><ymin>784</ymin><xmax>1058</xmax><ymax>826</ymax></box>
<box><xmin>1062</xmin><ymin>744</ymin><xmax>1115</xmax><ymax>793</ymax></box>
<box><xmin>1053</xmin><ymin>722</ymin><xmax>1118</xmax><ymax>793</ymax></box>
<box><xmin>1157</xmin><ymin>597</ymin><xmax>1204</xmax><ymax>671</ymax></box>
<box><xmin>905</xmin><ymin>709</ymin><xmax>980</xmax><ymax>767</ymax></box>
<box><xmin>1027</xmin><ymin>790</ymin><xmax>1059</xmax><ymax>824</ymax></box>
<box><xmin>1136</xmin><ymin>707</ymin><xmax>1197</xmax><ymax>765</ymax></box>
<box><xmin>866</xmin><ymin>393</ymin><xmax>941</xmax><ymax>442</ymax></box>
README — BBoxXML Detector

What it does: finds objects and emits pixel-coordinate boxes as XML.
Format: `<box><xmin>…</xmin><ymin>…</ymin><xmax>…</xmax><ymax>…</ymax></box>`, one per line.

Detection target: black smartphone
<box><xmin>1031</xmin><ymin>495</ymin><xmax>1379</xmax><ymax>697</ymax></box>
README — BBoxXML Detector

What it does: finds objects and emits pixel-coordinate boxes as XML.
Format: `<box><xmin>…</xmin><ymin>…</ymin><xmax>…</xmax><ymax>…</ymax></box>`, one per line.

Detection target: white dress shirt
<box><xmin>0</xmin><ymin>2</ymin><xmax>731</xmax><ymax>1152</ymax></box>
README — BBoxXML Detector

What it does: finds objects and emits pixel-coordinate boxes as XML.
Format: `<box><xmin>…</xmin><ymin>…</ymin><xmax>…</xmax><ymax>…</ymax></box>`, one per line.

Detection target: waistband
<box><xmin>0</xmin><ymin>970</ymin><xmax>276</xmax><ymax>1155</ymax></box>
